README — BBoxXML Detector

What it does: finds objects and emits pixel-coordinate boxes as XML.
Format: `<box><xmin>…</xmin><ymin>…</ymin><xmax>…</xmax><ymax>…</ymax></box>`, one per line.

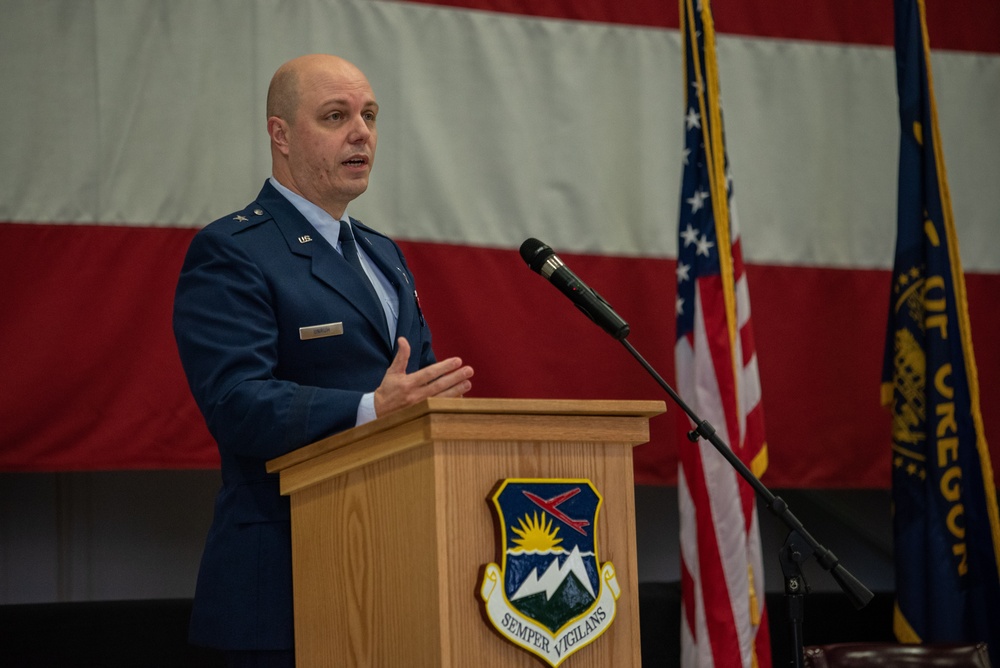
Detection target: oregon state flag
<box><xmin>883</xmin><ymin>0</ymin><xmax>1000</xmax><ymax>659</ymax></box>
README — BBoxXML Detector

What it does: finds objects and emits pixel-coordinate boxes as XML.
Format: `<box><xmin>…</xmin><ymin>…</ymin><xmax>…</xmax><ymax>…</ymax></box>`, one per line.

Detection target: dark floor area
<box><xmin>1</xmin><ymin>585</ymin><xmax>893</xmax><ymax>667</ymax></box>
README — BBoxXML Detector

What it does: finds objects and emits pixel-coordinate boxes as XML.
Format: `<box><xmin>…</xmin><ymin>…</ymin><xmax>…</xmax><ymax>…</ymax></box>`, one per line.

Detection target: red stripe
<box><xmin>382</xmin><ymin>244</ymin><xmax>1000</xmax><ymax>489</ymax></box>
<box><xmin>402</xmin><ymin>0</ymin><xmax>677</xmax><ymax>29</ymax></box>
<box><xmin>732</xmin><ymin>237</ymin><xmax>747</xmax><ymax>277</ymax></box>
<box><xmin>678</xmin><ymin>440</ymin><xmax>742</xmax><ymax>665</ymax></box>
<box><xmin>742</xmin><ymin>406</ymin><xmax>765</xmax><ymax>527</ymax></box>
<box><xmin>2</xmin><ymin>223</ymin><xmax>999</xmax><ymax>486</ymax></box>
<box><xmin>0</xmin><ymin>223</ymin><xmax>215</xmax><ymax>470</ymax></box>
<box><xmin>399</xmin><ymin>0</ymin><xmax>1000</xmax><ymax>53</ymax></box>
<box><xmin>697</xmin><ymin>275</ymin><xmax>743</xmax><ymax>454</ymax></box>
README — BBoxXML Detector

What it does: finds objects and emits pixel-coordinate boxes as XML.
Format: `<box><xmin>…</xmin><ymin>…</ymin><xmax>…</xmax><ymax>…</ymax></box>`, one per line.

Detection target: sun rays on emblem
<box><xmin>510</xmin><ymin>512</ymin><xmax>563</xmax><ymax>553</ymax></box>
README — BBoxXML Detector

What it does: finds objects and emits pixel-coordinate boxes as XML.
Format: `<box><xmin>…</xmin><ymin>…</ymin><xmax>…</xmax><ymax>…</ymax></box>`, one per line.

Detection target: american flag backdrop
<box><xmin>675</xmin><ymin>1</ymin><xmax>771</xmax><ymax>666</ymax></box>
<box><xmin>0</xmin><ymin>1</ymin><xmax>998</xmax><ymax>489</ymax></box>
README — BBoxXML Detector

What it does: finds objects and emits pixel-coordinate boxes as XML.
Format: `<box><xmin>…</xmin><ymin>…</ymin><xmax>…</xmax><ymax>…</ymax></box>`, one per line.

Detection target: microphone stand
<box><xmin>618</xmin><ymin>337</ymin><xmax>874</xmax><ymax>667</ymax></box>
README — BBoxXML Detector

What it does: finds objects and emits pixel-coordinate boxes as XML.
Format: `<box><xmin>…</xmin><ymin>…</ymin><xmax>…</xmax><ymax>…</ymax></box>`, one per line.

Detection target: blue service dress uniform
<box><xmin>173</xmin><ymin>180</ymin><xmax>435</xmax><ymax>649</ymax></box>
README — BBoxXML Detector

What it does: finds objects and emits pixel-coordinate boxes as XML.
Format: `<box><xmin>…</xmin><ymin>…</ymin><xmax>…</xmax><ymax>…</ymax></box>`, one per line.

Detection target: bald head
<box><xmin>266</xmin><ymin>54</ymin><xmax>370</xmax><ymax>125</ymax></box>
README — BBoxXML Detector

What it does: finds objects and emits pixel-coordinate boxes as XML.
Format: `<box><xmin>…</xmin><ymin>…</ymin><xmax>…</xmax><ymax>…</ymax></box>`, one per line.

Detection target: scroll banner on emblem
<box><xmin>480</xmin><ymin>479</ymin><xmax>620</xmax><ymax>666</ymax></box>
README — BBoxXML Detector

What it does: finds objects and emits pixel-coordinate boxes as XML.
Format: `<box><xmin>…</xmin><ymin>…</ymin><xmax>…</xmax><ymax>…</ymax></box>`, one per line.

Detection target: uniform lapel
<box><xmin>255</xmin><ymin>182</ymin><xmax>393</xmax><ymax>350</ymax></box>
<box><xmin>352</xmin><ymin>220</ymin><xmax>417</xmax><ymax>351</ymax></box>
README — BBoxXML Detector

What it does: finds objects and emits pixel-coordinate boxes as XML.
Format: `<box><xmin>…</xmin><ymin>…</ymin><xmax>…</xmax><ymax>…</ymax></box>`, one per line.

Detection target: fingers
<box><xmin>389</xmin><ymin>337</ymin><xmax>467</xmax><ymax>389</ymax></box>
<box><xmin>373</xmin><ymin>340</ymin><xmax>474</xmax><ymax>417</ymax></box>
<box><xmin>404</xmin><ymin>355</ymin><xmax>466</xmax><ymax>387</ymax></box>
<box><xmin>385</xmin><ymin>337</ymin><xmax>411</xmax><ymax>376</ymax></box>
<box><xmin>424</xmin><ymin>364</ymin><xmax>474</xmax><ymax>398</ymax></box>
<box><xmin>428</xmin><ymin>372</ymin><xmax>473</xmax><ymax>398</ymax></box>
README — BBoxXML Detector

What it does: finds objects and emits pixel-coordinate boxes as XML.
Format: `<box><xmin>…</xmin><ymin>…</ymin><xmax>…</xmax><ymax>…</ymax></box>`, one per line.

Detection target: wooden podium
<box><xmin>267</xmin><ymin>397</ymin><xmax>664</xmax><ymax>667</ymax></box>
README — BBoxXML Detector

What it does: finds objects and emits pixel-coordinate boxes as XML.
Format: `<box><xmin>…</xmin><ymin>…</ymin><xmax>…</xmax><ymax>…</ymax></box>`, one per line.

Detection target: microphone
<box><xmin>519</xmin><ymin>238</ymin><xmax>630</xmax><ymax>340</ymax></box>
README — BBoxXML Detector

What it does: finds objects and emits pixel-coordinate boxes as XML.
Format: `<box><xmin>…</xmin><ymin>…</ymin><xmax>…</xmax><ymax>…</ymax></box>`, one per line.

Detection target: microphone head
<box><xmin>519</xmin><ymin>238</ymin><xmax>555</xmax><ymax>274</ymax></box>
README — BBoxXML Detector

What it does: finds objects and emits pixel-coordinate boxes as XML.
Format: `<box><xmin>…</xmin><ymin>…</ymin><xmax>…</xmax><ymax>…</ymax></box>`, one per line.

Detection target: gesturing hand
<box><xmin>373</xmin><ymin>337</ymin><xmax>474</xmax><ymax>418</ymax></box>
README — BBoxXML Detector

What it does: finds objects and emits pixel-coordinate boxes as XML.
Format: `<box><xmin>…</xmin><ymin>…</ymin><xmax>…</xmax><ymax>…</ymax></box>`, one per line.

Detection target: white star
<box><xmin>681</xmin><ymin>147</ymin><xmax>691</xmax><ymax>166</ymax></box>
<box><xmin>676</xmin><ymin>261</ymin><xmax>691</xmax><ymax>283</ymax></box>
<box><xmin>676</xmin><ymin>296</ymin><xmax>685</xmax><ymax>315</ymax></box>
<box><xmin>695</xmin><ymin>234</ymin><xmax>715</xmax><ymax>257</ymax></box>
<box><xmin>680</xmin><ymin>223</ymin><xmax>700</xmax><ymax>247</ymax></box>
<box><xmin>685</xmin><ymin>108</ymin><xmax>701</xmax><ymax>130</ymax></box>
<box><xmin>687</xmin><ymin>189</ymin><xmax>709</xmax><ymax>213</ymax></box>
<box><xmin>691</xmin><ymin>78</ymin><xmax>704</xmax><ymax>99</ymax></box>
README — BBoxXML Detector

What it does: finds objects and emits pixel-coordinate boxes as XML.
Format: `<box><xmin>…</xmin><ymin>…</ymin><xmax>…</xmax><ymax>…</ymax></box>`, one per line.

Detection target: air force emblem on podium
<box><xmin>480</xmin><ymin>479</ymin><xmax>620</xmax><ymax>666</ymax></box>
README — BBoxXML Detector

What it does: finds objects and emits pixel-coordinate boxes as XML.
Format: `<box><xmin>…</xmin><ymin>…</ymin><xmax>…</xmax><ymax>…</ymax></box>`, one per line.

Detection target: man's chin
<box><xmin>343</xmin><ymin>181</ymin><xmax>369</xmax><ymax>199</ymax></box>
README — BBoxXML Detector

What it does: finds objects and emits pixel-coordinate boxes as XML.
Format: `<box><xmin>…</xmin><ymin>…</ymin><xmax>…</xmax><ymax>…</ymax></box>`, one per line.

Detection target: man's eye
<box><xmin>328</xmin><ymin>112</ymin><xmax>342</xmax><ymax>121</ymax></box>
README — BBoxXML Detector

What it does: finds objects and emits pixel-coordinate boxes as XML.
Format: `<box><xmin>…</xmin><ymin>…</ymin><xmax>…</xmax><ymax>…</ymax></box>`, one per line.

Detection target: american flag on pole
<box><xmin>675</xmin><ymin>1</ymin><xmax>772</xmax><ymax>667</ymax></box>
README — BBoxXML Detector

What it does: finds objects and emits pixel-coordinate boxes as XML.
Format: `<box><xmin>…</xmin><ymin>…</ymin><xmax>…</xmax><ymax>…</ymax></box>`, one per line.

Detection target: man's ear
<box><xmin>267</xmin><ymin>116</ymin><xmax>291</xmax><ymax>155</ymax></box>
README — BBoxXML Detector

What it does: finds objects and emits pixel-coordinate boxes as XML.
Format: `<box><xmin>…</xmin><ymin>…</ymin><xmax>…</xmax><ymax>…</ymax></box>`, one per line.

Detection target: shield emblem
<box><xmin>480</xmin><ymin>479</ymin><xmax>620</xmax><ymax>666</ymax></box>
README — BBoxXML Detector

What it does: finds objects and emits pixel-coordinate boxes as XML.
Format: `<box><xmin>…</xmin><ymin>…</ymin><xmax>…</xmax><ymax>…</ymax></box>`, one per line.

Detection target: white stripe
<box><xmin>1</xmin><ymin>0</ymin><xmax>997</xmax><ymax>272</ymax></box>
<box><xmin>741</xmin><ymin>352</ymin><xmax>763</xmax><ymax>417</ymax></box>
<box><xmin>680</xmin><ymin>289</ymin><xmax>762</xmax><ymax>667</ymax></box>
<box><xmin>678</xmin><ymin>460</ymin><xmax>715</xmax><ymax>668</ymax></box>
<box><xmin>735</xmin><ymin>274</ymin><xmax>751</xmax><ymax>330</ymax></box>
<box><xmin>702</xmin><ymin>439</ymin><xmax>754</xmax><ymax>668</ymax></box>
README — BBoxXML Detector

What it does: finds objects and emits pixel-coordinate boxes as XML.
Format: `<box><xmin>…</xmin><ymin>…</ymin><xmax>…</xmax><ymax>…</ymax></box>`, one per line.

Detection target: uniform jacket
<box><xmin>173</xmin><ymin>180</ymin><xmax>435</xmax><ymax>649</ymax></box>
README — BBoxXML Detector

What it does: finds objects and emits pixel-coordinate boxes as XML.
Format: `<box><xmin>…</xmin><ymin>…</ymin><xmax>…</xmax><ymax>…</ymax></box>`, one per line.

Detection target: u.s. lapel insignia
<box><xmin>298</xmin><ymin>234</ymin><xmax>313</xmax><ymax>244</ymax></box>
<box><xmin>480</xmin><ymin>479</ymin><xmax>620</xmax><ymax>666</ymax></box>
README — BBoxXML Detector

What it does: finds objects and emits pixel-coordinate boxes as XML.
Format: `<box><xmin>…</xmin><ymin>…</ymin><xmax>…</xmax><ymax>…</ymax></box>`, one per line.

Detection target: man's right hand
<box><xmin>373</xmin><ymin>337</ymin><xmax>474</xmax><ymax>417</ymax></box>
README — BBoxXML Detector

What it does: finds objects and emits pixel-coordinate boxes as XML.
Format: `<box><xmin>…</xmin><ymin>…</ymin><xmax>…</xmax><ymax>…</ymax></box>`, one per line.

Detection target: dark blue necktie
<box><xmin>339</xmin><ymin>219</ymin><xmax>388</xmax><ymax>336</ymax></box>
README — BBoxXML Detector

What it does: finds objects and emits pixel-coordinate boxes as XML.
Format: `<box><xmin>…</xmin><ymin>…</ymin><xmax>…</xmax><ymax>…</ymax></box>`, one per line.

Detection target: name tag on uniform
<box><xmin>299</xmin><ymin>322</ymin><xmax>344</xmax><ymax>340</ymax></box>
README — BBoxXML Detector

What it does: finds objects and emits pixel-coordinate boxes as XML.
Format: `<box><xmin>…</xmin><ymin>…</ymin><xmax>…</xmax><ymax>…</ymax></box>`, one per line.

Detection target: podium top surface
<box><xmin>408</xmin><ymin>397</ymin><xmax>664</xmax><ymax>418</ymax></box>
<box><xmin>266</xmin><ymin>397</ymin><xmax>665</xmax><ymax>474</ymax></box>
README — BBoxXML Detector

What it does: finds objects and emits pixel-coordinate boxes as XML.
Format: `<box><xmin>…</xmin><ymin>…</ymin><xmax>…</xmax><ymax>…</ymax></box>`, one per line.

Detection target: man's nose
<box><xmin>347</xmin><ymin>115</ymin><xmax>371</xmax><ymax>142</ymax></box>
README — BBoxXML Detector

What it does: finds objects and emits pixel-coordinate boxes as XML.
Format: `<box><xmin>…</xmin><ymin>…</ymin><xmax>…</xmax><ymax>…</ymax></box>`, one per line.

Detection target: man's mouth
<box><xmin>343</xmin><ymin>156</ymin><xmax>368</xmax><ymax>167</ymax></box>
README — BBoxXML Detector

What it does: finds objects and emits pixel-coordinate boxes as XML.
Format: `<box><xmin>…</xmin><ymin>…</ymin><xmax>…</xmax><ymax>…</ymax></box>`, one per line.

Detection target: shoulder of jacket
<box><xmin>201</xmin><ymin>202</ymin><xmax>274</xmax><ymax>236</ymax></box>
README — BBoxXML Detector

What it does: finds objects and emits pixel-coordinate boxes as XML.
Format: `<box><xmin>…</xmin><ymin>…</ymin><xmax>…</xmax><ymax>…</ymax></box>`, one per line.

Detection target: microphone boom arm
<box><xmin>518</xmin><ymin>237</ymin><xmax>873</xmax><ymax>667</ymax></box>
<box><xmin>618</xmin><ymin>336</ymin><xmax>874</xmax><ymax>611</ymax></box>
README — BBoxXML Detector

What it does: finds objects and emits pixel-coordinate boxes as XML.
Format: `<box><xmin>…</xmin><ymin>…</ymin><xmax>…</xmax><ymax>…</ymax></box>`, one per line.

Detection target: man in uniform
<box><xmin>173</xmin><ymin>54</ymin><xmax>473</xmax><ymax>667</ymax></box>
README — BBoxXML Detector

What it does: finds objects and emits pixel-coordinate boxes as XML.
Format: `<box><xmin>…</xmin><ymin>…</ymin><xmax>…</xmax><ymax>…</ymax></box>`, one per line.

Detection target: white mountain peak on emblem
<box><xmin>510</xmin><ymin>544</ymin><xmax>596</xmax><ymax>602</ymax></box>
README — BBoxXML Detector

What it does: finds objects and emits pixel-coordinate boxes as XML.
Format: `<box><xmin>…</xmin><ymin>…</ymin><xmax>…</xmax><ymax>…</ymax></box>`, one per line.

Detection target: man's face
<box><xmin>282</xmin><ymin>61</ymin><xmax>378</xmax><ymax>215</ymax></box>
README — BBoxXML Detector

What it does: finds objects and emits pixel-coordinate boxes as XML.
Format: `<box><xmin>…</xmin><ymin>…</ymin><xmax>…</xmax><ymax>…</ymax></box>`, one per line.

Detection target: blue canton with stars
<box><xmin>675</xmin><ymin>3</ymin><xmax>731</xmax><ymax>344</ymax></box>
